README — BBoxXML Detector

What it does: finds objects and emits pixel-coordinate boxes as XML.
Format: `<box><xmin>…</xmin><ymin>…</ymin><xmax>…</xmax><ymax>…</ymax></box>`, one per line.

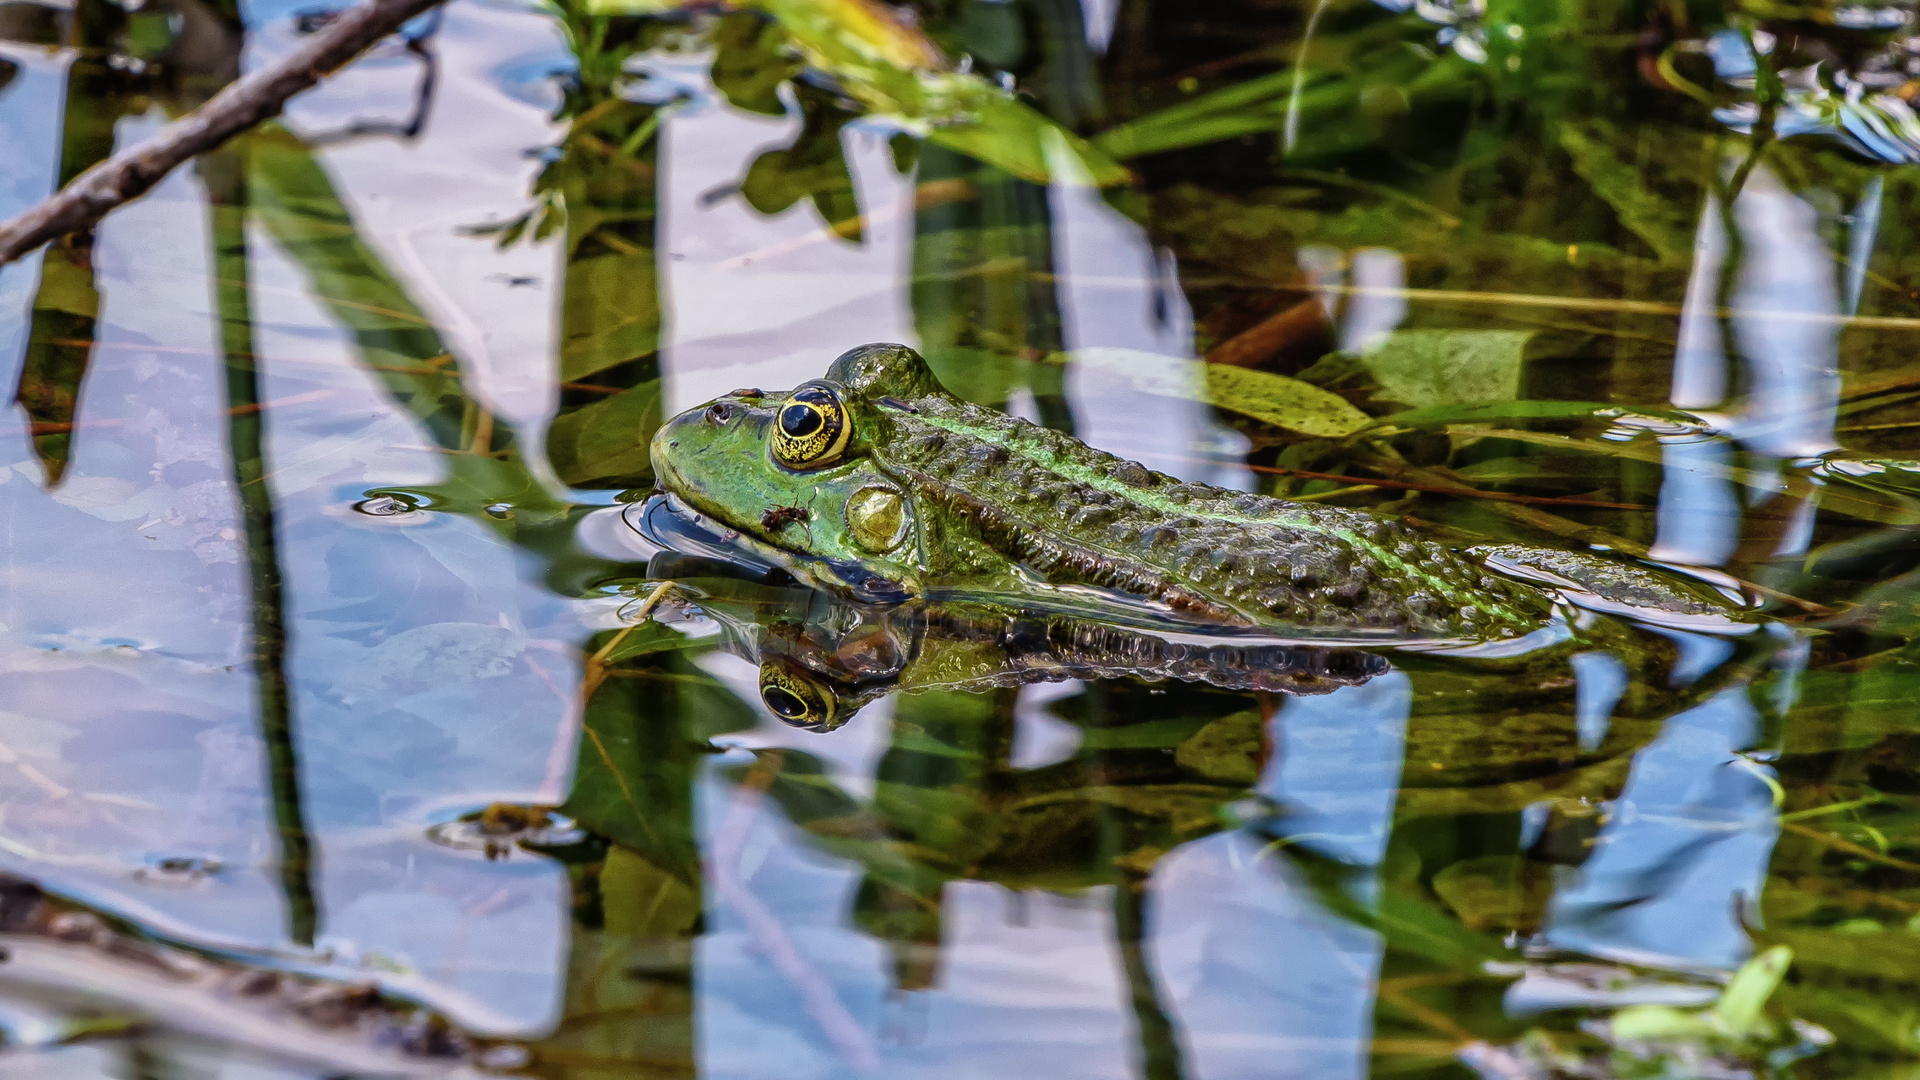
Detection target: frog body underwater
<box><xmin>648</xmin><ymin>343</ymin><xmax>1732</xmax><ymax>640</ymax></box>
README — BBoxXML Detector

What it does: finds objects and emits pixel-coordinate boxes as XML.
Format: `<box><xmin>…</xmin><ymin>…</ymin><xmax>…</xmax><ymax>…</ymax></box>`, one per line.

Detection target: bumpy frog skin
<box><xmin>649</xmin><ymin>343</ymin><xmax>1731</xmax><ymax>640</ymax></box>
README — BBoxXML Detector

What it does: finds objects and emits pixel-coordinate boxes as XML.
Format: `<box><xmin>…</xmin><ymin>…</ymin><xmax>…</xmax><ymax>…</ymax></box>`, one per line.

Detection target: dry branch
<box><xmin>0</xmin><ymin>0</ymin><xmax>448</xmax><ymax>267</ymax></box>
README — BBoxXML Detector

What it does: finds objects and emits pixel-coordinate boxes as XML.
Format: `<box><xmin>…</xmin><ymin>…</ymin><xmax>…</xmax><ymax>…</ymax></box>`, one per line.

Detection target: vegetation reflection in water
<box><xmin>9</xmin><ymin>0</ymin><xmax>1920</xmax><ymax>1072</ymax></box>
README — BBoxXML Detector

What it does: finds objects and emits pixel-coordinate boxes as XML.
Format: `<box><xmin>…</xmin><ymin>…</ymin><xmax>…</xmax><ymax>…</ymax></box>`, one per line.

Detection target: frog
<box><xmin>647</xmin><ymin>342</ymin><xmax>1738</xmax><ymax>641</ymax></box>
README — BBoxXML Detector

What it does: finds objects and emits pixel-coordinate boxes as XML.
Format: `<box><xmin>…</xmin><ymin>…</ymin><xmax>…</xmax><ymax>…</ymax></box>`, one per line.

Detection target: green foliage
<box><xmin>560</xmin><ymin>253</ymin><xmax>661</xmax><ymax>383</ymax></box>
<box><xmin>579</xmin><ymin>0</ymin><xmax>1126</xmax><ymax>184</ymax></box>
<box><xmin>1359</xmin><ymin>329</ymin><xmax>1535</xmax><ymax>408</ymax></box>
<box><xmin>563</xmin><ymin>641</ymin><xmax>756</xmax><ymax>879</ymax></box>
<box><xmin>709</xmin><ymin>10</ymin><xmax>801</xmax><ymax>115</ymax></box>
<box><xmin>740</xmin><ymin>84</ymin><xmax>864</xmax><ymax>237</ymax></box>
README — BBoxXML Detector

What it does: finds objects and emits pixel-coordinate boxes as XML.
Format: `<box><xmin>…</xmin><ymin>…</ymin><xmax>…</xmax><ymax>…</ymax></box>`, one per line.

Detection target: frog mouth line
<box><xmin>644</xmin><ymin>493</ymin><xmax>917</xmax><ymax>605</ymax></box>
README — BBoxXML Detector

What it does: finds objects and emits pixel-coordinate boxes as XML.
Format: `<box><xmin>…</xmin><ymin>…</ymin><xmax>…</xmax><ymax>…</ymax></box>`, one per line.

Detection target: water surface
<box><xmin>2</xmin><ymin>0</ymin><xmax>1920</xmax><ymax>1075</ymax></box>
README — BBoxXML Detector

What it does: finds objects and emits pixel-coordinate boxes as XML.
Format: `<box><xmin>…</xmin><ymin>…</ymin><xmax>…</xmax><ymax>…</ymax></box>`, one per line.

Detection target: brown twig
<box><xmin>1203</xmin><ymin>297</ymin><xmax>1332</xmax><ymax>369</ymax></box>
<box><xmin>0</xmin><ymin>0</ymin><xmax>449</xmax><ymax>267</ymax></box>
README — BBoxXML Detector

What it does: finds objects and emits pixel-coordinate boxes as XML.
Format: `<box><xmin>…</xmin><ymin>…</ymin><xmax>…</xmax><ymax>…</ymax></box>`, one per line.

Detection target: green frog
<box><xmin>648</xmin><ymin>343</ymin><xmax>1736</xmax><ymax>640</ymax></box>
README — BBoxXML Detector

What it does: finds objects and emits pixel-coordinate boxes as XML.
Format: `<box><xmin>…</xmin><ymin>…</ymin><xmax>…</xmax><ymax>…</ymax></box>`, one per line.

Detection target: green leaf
<box><xmin>1360</xmin><ymin>329</ymin><xmax>1534</xmax><ymax>408</ymax></box>
<box><xmin>561</xmin><ymin>253</ymin><xmax>660</xmax><ymax>382</ymax></box>
<box><xmin>1558</xmin><ymin>119</ymin><xmax>1701</xmax><ymax>262</ymax></box>
<box><xmin>1429</xmin><ymin>854</ymin><xmax>1554</xmax><ymax>932</ymax></box>
<box><xmin>1173</xmin><ymin>711</ymin><xmax>1263</xmax><ymax>785</ymax></box>
<box><xmin>1068</xmin><ymin>349</ymin><xmax>1370</xmax><ymax>437</ymax></box>
<box><xmin>601</xmin><ymin>845</ymin><xmax>702</xmax><ymax>937</ymax></box>
<box><xmin>564</xmin><ymin>652</ymin><xmax>757</xmax><ymax>877</ymax></box>
<box><xmin>925</xmin><ymin>94</ymin><xmax>1130</xmax><ymax>187</ymax></box>
<box><xmin>601</xmin><ymin>621</ymin><xmax>702</xmax><ymax>664</ymax></box>
<box><xmin>585</xmin><ymin>0</ymin><xmax>1127</xmax><ymax>186</ymax></box>
<box><xmin>710</xmin><ymin>11</ymin><xmax>801</xmax><ymax>116</ymax></box>
<box><xmin>547</xmin><ymin>382</ymin><xmax>662</xmax><ymax>487</ymax></box>
<box><xmin>740</xmin><ymin>84</ymin><xmax>863</xmax><ymax>238</ymax></box>
<box><xmin>1093</xmin><ymin>45</ymin><xmax>1476</xmax><ymax>161</ymax></box>
<box><xmin>1205</xmin><ymin>363</ymin><xmax>1372</xmax><ymax>436</ymax></box>
<box><xmin>1713</xmin><ymin>945</ymin><xmax>1792</xmax><ymax>1038</ymax></box>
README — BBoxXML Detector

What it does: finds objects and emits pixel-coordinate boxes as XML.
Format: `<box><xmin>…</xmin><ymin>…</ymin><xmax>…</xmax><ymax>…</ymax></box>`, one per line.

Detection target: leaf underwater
<box><xmin>1067</xmin><ymin>348</ymin><xmax>1372</xmax><ymax>437</ymax></box>
<box><xmin>1358</xmin><ymin>328</ymin><xmax>1533</xmax><ymax>408</ymax></box>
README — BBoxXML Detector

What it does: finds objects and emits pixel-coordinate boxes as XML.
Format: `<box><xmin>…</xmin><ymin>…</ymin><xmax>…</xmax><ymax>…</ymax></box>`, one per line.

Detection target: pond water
<box><xmin>3</xmin><ymin>0</ymin><xmax>1920</xmax><ymax>1075</ymax></box>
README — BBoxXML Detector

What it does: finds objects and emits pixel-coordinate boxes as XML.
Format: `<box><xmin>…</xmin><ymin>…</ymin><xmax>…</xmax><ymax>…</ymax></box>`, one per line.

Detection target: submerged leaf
<box><xmin>1559</xmin><ymin>119</ymin><xmax>1701</xmax><ymax>261</ymax></box>
<box><xmin>1174</xmin><ymin>710</ymin><xmax>1263</xmax><ymax>785</ymax></box>
<box><xmin>710</xmin><ymin>11</ymin><xmax>801</xmax><ymax>116</ymax></box>
<box><xmin>1360</xmin><ymin>329</ymin><xmax>1533</xmax><ymax>408</ymax></box>
<box><xmin>1205</xmin><ymin>364</ymin><xmax>1372</xmax><ymax>436</ymax></box>
<box><xmin>1713</xmin><ymin>945</ymin><xmax>1793</xmax><ymax>1038</ymax></box>
<box><xmin>1069</xmin><ymin>348</ymin><xmax>1370</xmax><ymax>437</ymax></box>
<box><xmin>561</xmin><ymin>253</ymin><xmax>661</xmax><ymax>382</ymax></box>
<box><xmin>547</xmin><ymin>382</ymin><xmax>662</xmax><ymax>487</ymax></box>
<box><xmin>740</xmin><ymin>84</ymin><xmax>863</xmax><ymax>238</ymax></box>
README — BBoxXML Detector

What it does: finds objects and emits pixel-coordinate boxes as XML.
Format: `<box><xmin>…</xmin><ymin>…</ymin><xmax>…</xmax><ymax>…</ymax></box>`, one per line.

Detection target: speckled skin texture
<box><xmin>652</xmin><ymin>343</ymin><xmax>1578</xmax><ymax>638</ymax></box>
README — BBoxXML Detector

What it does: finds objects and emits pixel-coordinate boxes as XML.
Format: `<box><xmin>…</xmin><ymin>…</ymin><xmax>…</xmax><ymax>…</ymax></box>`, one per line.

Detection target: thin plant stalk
<box><xmin>202</xmin><ymin>140</ymin><xmax>320</xmax><ymax>947</ymax></box>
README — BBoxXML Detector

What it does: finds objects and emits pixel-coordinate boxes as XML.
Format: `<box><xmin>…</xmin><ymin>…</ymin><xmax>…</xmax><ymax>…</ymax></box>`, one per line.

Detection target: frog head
<box><xmin>649</xmin><ymin>344</ymin><xmax>941</xmax><ymax>604</ymax></box>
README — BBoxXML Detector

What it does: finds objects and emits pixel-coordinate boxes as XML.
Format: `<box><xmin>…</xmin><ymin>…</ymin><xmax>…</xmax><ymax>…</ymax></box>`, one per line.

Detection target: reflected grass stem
<box><xmin>203</xmin><ymin>142</ymin><xmax>320</xmax><ymax>947</ymax></box>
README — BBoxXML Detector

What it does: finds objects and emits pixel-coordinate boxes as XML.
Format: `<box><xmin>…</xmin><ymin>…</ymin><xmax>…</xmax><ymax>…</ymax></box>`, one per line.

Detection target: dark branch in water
<box><xmin>0</xmin><ymin>0</ymin><xmax>448</xmax><ymax>267</ymax></box>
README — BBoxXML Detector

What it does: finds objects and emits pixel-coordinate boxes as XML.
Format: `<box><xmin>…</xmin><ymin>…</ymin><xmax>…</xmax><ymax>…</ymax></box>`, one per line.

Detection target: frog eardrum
<box><xmin>771</xmin><ymin>383</ymin><xmax>850</xmax><ymax>469</ymax></box>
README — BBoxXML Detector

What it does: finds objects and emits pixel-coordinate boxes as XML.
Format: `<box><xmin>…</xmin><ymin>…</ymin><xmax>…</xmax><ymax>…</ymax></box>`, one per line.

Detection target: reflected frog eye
<box><xmin>758</xmin><ymin>662</ymin><xmax>840</xmax><ymax>731</ymax></box>
<box><xmin>770</xmin><ymin>384</ymin><xmax>851</xmax><ymax>470</ymax></box>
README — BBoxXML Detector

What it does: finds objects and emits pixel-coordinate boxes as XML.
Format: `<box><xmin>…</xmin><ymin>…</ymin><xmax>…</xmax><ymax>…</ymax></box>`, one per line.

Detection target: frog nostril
<box><xmin>705</xmin><ymin>402</ymin><xmax>735</xmax><ymax>424</ymax></box>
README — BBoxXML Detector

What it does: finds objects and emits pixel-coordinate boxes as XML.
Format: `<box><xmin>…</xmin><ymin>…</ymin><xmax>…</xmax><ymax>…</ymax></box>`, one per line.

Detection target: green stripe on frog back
<box><xmin>906</xmin><ymin>410</ymin><xmax>1529</xmax><ymax>628</ymax></box>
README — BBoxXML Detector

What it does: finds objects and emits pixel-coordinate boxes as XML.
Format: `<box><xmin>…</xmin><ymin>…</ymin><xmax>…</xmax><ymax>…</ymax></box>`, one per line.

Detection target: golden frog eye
<box><xmin>770</xmin><ymin>384</ymin><xmax>851</xmax><ymax>470</ymax></box>
<box><xmin>759</xmin><ymin>661</ymin><xmax>840</xmax><ymax>731</ymax></box>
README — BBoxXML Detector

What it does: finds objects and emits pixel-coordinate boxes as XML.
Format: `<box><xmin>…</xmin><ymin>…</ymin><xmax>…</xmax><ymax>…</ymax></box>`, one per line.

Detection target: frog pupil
<box><xmin>764</xmin><ymin>686</ymin><xmax>808</xmax><ymax>718</ymax></box>
<box><xmin>780</xmin><ymin>405</ymin><xmax>823</xmax><ymax>437</ymax></box>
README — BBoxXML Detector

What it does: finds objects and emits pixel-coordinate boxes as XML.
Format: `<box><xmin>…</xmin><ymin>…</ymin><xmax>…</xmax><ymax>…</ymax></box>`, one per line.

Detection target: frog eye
<box><xmin>770</xmin><ymin>384</ymin><xmax>851</xmax><ymax>470</ymax></box>
<box><xmin>759</xmin><ymin>662</ymin><xmax>840</xmax><ymax>731</ymax></box>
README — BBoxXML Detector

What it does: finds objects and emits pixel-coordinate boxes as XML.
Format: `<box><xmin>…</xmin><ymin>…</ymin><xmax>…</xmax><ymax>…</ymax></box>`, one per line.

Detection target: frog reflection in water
<box><xmin>642</xmin><ymin>570</ymin><xmax>1740</xmax><ymax>1003</ymax></box>
<box><xmin>649</xmin><ymin>343</ymin><xmax>1736</xmax><ymax>640</ymax></box>
<box><xmin>662</xmin><ymin>574</ymin><xmax>1388</xmax><ymax>731</ymax></box>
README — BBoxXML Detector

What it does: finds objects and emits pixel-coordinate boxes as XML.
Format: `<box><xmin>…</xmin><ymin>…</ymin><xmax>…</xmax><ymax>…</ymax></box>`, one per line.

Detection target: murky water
<box><xmin>4</xmin><ymin>0</ymin><xmax>1920</xmax><ymax>1074</ymax></box>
